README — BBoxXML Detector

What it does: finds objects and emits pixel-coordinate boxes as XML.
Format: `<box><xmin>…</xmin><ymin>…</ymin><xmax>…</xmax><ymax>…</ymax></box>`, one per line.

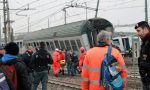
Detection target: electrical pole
<box><xmin>3</xmin><ymin>0</ymin><xmax>12</xmax><ymax>43</ymax></box>
<box><xmin>63</xmin><ymin>8</ymin><xmax>67</xmax><ymax>24</ymax></box>
<box><xmin>3</xmin><ymin>0</ymin><xmax>7</xmax><ymax>44</ymax></box>
<box><xmin>28</xmin><ymin>16</ymin><xmax>30</xmax><ymax>32</ymax></box>
<box><xmin>145</xmin><ymin>0</ymin><xmax>148</xmax><ymax>22</ymax></box>
<box><xmin>95</xmin><ymin>0</ymin><xmax>100</xmax><ymax>18</ymax></box>
<box><xmin>48</xmin><ymin>18</ymin><xmax>50</xmax><ymax>28</ymax></box>
<box><xmin>84</xmin><ymin>2</ymin><xmax>87</xmax><ymax>20</ymax></box>
<box><xmin>6</xmin><ymin>0</ymin><xmax>11</xmax><ymax>42</ymax></box>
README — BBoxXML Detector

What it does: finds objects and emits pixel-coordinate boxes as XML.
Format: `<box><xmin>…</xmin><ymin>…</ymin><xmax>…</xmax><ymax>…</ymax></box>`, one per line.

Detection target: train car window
<box><xmin>20</xmin><ymin>42</ymin><xmax>22</xmax><ymax>48</ymax></box>
<box><xmin>30</xmin><ymin>43</ymin><xmax>34</xmax><ymax>47</ymax></box>
<box><xmin>76</xmin><ymin>39</ymin><xmax>82</xmax><ymax>48</ymax></box>
<box><xmin>54</xmin><ymin>40</ymin><xmax>60</xmax><ymax>49</ymax></box>
<box><xmin>50</xmin><ymin>41</ymin><xmax>55</xmax><ymax>51</ymax></box>
<box><xmin>113</xmin><ymin>39</ymin><xmax>120</xmax><ymax>46</ymax></box>
<box><xmin>64</xmin><ymin>40</ymin><xmax>71</xmax><ymax>50</ymax></box>
<box><xmin>28</xmin><ymin>43</ymin><xmax>33</xmax><ymax>47</ymax></box>
<box><xmin>17</xmin><ymin>42</ymin><xmax>19</xmax><ymax>47</ymax></box>
<box><xmin>122</xmin><ymin>38</ymin><xmax>130</xmax><ymax>50</ymax></box>
<box><xmin>33</xmin><ymin>42</ymin><xmax>36</xmax><ymax>47</ymax></box>
<box><xmin>59</xmin><ymin>41</ymin><xmax>65</xmax><ymax>50</ymax></box>
<box><xmin>36</xmin><ymin>42</ymin><xmax>39</xmax><ymax>47</ymax></box>
<box><xmin>46</xmin><ymin>42</ymin><xmax>52</xmax><ymax>51</ymax></box>
<box><xmin>70</xmin><ymin>40</ymin><xmax>78</xmax><ymax>51</ymax></box>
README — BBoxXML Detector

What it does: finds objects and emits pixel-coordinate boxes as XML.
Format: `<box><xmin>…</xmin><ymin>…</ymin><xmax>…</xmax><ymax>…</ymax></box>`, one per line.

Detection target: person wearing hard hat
<box><xmin>79</xmin><ymin>47</ymin><xmax>86</xmax><ymax>72</ymax></box>
<box><xmin>52</xmin><ymin>48</ymin><xmax>61</xmax><ymax>77</ymax></box>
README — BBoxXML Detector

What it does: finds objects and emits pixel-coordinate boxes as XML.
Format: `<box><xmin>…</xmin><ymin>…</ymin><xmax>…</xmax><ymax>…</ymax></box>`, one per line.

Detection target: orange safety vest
<box><xmin>79</xmin><ymin>52</ymin><xmax>86</xmax><ymax>71</ymax></box>
<box><xmin>81</xmin><ymin>46</ymin><xmax>127</xmax><ymax>90</ymax></box>
<box><xmin>52</xmin><ymin>51</ymin><xmax>61</xmax><ymax>75</ymax></box>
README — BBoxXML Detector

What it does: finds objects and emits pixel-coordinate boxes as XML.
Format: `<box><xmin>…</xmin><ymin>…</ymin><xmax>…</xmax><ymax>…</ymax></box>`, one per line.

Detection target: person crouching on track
<box><xmin>79</xmin><ymin>47</ymin><xmax>86</xmax><ymax>72</ymax></box>
<box><xmin>52</xmin><ymin>48</ymin><xmax>61</xmax><ymax>77</ymax></box>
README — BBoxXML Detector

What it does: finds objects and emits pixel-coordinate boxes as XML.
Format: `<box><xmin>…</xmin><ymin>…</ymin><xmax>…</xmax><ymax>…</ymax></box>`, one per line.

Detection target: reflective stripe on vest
<box><xmin>82</xmin><ymin>77</ymin><xmax>89</xmax><ymax>82</ymax></box>
<box><xmin>90</xmin><ymin>80</ymin><xmax>100</xmax><ymax>85</ymax></box>
<box><xmin>82</xmin><ymin>64</ymin><xmax>88</xmax><ymax>69</ymax></box>
<box><xmin>83</xmin><ymin>64</ymin><xmax>101</xmax><ymax>72</ymax></box>
<box><xmin>82</xmin><ymin>77</ymin><xmax>100</xmax><ymax>85</ymax></box>
<box><xmin>89</xmin><ymin>68</ymin><xmax>100</xmax><ymax>72</ymax></box>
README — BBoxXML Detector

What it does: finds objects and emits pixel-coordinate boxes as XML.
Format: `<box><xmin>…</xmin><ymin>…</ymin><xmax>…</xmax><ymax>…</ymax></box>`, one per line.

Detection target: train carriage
<box><xmin>21</xmin><ymin>18</ymin><xmax>114</xmax><ymax>52</ymax></box>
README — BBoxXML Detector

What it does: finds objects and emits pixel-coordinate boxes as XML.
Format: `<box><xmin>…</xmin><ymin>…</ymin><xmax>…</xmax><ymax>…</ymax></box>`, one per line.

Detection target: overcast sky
<box><xmin>0</xmin><ymin>0</ymin><xmax>149</xmax><ymax>35</ymax></box>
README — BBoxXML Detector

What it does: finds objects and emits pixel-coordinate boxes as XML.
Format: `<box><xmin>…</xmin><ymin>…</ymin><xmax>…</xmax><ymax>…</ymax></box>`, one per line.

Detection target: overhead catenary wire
<box><xmin>15</xmin><ymin>9</ymin><xmax>62</xmax><ymax>32</ymax></box>
<box><xmin>14</xmin><ymin>4</ymin><xmax>147</xmax><ymax>33</ymax></box>
<box><xmin>13</xmin><ymin>0</ymin><xmax>145</xmax><ymax>34</ymax></box>
<box><xmin>12</xmin><ymin>0</ymin><xmax>76</xmax><ymax>23</ymax></box>
<box><xmin>13</xmin><ymin>0</ymin><xmax>78</xmax><ymax>30</ymax></box>
<box><xmin>13</xmin><ymin>0</ymin><xmax>137</xmax><ymax>22</ymax></box>
<box><xmin>14</xmin><ymin>10</ymin><xmax>95</xmax><ymax>34</ymax></box>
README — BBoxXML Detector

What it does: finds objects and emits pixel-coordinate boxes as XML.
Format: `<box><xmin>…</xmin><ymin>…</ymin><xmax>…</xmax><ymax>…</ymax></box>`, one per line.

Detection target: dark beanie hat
<box><xmin>135</xmin><ymin>21</ymin><xmax>150</xmax><ymax>30</ymax></box>
<box><xmin>4</xmin><ymin>42</ymin><xmax>19</xmax><ymax>55</ymax></box>
<box><xmin>40</xmin><ymin>42</ymin><xmax>45</xmax><ymax>48</ymax></box>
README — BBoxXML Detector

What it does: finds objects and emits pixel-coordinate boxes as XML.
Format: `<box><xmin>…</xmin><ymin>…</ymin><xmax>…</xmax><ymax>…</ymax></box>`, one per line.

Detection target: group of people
<box><xmin>18</xmin><ymin>42</ymin><xmax>53</xmax><ymax>90</ymax></box>
<box><xmin>0</xmin><ymin>19</ymin><xmax>149</xmax><ymax>90</ymax></box>
<box><xmin>20</xmin><ymin>42</ymin><xmax>87</xmax><ymax>90</ymax></box>
<box><xmin>0</xmin><ymin>41</ymin><xmax>53</xmax><ymax>90</ymax></box>
<box><xmin>52</xmin><ymin>47</ymin><xmax>86</xmax><ymax>77</ymax></box>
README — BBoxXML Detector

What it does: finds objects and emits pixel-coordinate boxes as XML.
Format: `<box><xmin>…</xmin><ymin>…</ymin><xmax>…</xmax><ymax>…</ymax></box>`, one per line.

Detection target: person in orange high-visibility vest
<box><xmin>52</xmin><ymin>48</ymin><xmax>61</xmax><ymax>77</ymax></box>
<box><xmin>79</xmin><ymin>47</ymin><xmax>86</xmax><ymax>72</ymax></box>
<box><xmin>82</xmin><ymin>31</ymin><xmax>127</xmax><ymax>90</ymax></box>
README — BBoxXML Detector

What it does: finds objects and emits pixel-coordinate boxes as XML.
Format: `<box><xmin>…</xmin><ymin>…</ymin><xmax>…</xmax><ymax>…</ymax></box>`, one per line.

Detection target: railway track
<box><xmin>37</xmin><ymin>57</ymin><xmax>142</xmax><ymax>90</ymax></box>
<box><xmin>48</xmin><ymin>79</ymin><xmax>81</xmax><ymax>89</ymax></box>
<box><xmin>38</xmin><ymin>78</ymin><xmax>81</xmax><ymax>90</ymax></box>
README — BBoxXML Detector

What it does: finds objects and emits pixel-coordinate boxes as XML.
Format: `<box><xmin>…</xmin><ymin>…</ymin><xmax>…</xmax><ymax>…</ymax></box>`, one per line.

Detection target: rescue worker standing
<box><xmin>135</xmin><ymin>21</ymin><xmax>150</xmax><ymax>90</ymax></box>
<box><xmin>79</xmin><ymin>47</ymin><xmax>86</xmax><ymax>72</ymax></box>
<box><xmin>81</xmin><ymin>31</ymin><xmax>127</xmax><ymax>90</ymax></box>
<box><xmin>52</xmin><ymin>48</ymin><xmax>61</xmax><ymax>77</ymax></box>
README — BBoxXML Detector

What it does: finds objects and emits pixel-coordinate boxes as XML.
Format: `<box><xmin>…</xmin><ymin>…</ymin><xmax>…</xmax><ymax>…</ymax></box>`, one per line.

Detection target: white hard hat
<box><xmin>55</xmin><ymin>48</ymin><xmax>59</xmax><ymax>51</ymax></box>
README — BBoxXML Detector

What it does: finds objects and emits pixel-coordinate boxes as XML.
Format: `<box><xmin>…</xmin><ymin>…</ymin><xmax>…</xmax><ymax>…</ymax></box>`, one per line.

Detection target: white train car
<box><xmin>20</xmin><ymin>18</ymin><xmax>114</xmax><ymax>53</ymax></box>
<box><xmin>112</xmin><ymin>36</ymin><xmax>140</xmax><ymax>56</ymax></box>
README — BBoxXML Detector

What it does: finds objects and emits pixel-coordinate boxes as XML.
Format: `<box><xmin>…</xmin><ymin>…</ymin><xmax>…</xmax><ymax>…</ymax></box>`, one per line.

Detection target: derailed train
<box><xmin>4</xmin><ymin>18</ymin><xmax>134</xmax><ymax>54</ymax></box>
<box><xmin>6</xmin><ymin>18</ymin><xmax>113</xmax><ymax>53</ymax></box>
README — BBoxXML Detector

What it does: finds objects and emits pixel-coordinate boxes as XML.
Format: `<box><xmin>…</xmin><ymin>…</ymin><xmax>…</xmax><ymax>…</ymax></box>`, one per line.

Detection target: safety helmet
<box><xmin>80</xmin><ymin>47</ymin><xmax>85</xmax><ymax>52</ymax></box>
<box><xmin>55</xmin><ymin>48</ymin><xmax>59</xmax><ymax>51</ymax></box>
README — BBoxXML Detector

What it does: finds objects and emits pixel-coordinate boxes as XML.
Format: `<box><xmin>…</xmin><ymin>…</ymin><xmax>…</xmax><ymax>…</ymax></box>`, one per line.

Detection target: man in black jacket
<box><xmin>1</xmin><ymin>42</ymin><xmax>31</xmax><ymax>90</ymax></box>
<box><xmin>135</xmin><ymin>21</ymin><xmax>150</xmax><ymax>90</ymax></box>
<box><xmin>31</xmin><ymin>42</ymin><xmax>53</xmax><ymax>90</ymax></box>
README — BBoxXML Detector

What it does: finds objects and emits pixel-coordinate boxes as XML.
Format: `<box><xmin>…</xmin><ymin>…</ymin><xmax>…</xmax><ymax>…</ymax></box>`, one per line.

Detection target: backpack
<box><xmin>100</xmin><ymin>46</ymin><xmax>124</xmax><ymax>90</ymax></box>
<box><xmin>0</xmin><ymin>61</ymin><xmax>18</xmax><ymax>90</ymax></box>
<box><xmin>0</xmin><ymin>73</ymin><xmax>10</xmax><ymax>90</ymax></box>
